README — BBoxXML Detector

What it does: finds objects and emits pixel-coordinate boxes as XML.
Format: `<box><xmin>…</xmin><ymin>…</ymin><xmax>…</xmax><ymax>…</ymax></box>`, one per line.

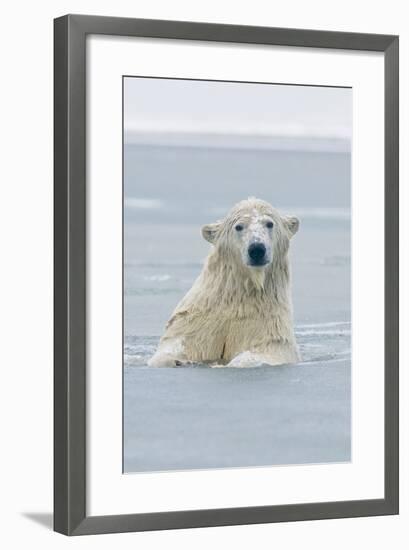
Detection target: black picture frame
<box><xmin>54</xmin><ymin>14</ymin><xmax>399</xmax><ymax>536</ymax></box>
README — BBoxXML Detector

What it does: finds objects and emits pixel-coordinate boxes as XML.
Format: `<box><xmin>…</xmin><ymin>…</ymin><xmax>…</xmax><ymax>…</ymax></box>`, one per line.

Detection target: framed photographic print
<box><xmin>54</xmin><ymin>14</ymin><xmax>399</xmax><ymax>535</ymax></box>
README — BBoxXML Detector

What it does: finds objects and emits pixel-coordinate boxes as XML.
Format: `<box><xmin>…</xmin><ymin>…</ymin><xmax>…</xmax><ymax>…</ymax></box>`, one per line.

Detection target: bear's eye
<box><xmin>266</xmin><ymin>221</ymin><xmax>274</xmax><ymax>229</ymax></box>
<box><xmin>235</xmin><ymin>224</ymin><xmax>244</xmax><ymax>232</ymax></box>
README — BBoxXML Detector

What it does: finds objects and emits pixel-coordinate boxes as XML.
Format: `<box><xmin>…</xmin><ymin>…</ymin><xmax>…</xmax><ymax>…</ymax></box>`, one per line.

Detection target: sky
<box><xmin>124</xmin><ymin>76</ymin><xmax>352</xmax><ymax>149</ymax></box>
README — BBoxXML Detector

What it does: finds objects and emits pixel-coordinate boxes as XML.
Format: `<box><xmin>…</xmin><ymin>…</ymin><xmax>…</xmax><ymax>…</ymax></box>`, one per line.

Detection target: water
<box><xmin>123</xmin><ymin>144</ymin><xmax>351</xmax><ymax>473</ymax></box>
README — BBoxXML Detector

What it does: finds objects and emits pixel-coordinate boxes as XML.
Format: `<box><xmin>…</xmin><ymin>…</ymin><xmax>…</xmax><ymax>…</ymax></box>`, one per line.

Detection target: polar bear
<box><xmin>148</xmin><ymin>198</ymin><xmax>300</xmax><ymax>368</ymax></box>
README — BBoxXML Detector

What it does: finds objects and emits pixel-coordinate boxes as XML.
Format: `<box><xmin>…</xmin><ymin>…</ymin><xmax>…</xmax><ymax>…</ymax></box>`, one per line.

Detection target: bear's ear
<box><xmin>283</xmin><ymin>216</ymin><xmax>300</xmax><ymax>237</ymax></box>
<box><xmin>201</xmin><ymin>222</ymin><xmax>221</xmax><ymax>244</ymax></box>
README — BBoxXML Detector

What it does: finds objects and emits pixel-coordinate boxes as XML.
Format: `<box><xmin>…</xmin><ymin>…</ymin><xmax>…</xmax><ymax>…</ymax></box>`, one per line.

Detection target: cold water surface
<box><xmin>123</xmin><ymin>145</ymin><xmax>351</xmax><ymax>472</ymax></box>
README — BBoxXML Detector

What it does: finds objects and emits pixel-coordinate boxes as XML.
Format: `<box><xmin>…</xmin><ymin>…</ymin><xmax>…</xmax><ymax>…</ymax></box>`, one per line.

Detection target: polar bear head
<box><xmin>201</xmin><ymin>198</ymin><xmax>299</xmax><ymax>272</ymax></box>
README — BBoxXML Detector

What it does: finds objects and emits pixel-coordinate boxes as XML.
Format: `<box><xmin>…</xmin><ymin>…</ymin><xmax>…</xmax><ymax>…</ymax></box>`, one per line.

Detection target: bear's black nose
<box><xmin>248</xmin><ymin>242</ymin><xmax>266</xmax><ymax>264</ymax></box>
